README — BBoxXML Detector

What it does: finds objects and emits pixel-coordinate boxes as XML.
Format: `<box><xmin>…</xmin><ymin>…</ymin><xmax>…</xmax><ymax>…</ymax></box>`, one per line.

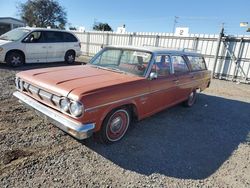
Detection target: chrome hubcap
<box><xmin>110</xmin><ymin>117</ymin><xmax>123</xmax><ymax>133</ymax></box>
<box><xmin>11</xmin><ymin>56</ymin><xmax>21</xmax><ymax>65</ymax></box>
<box><xmin>68</xmin><ymin>55</ymin><xmax>74</xmax><ymax>62</ymax></box>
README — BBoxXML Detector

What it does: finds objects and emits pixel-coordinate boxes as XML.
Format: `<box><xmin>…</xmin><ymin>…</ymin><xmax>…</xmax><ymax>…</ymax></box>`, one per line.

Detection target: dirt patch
<box><xmin>1</xmin><ymin>149</ymin><xmax>33</xmax><ymax>165</ymax></box>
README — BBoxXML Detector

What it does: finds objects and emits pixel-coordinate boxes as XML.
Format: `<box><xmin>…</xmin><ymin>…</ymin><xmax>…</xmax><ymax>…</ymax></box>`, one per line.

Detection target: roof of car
<box><xmin>17</xmin><ymin>27</ymin><xmax>72</xmax><ymax>33</ymax></box>
<box><xmin>106</xmin><ymin>45</ymin><xmax>201</xmax><ymax>56</ymax></box>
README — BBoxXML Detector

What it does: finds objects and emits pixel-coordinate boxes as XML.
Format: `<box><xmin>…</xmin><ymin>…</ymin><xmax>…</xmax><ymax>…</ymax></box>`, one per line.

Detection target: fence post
<box><xmin>106</xmin><ymin>33</ymin><xmax>109</xmax><ymax>46</ymax></box>
<box><xmin>212</xmin><ymin>27</ymin><xmax>224</xmax><ymax>77</ymax></box>
<box><xmin>193</xmin><ymin>37</ymin><xmax>199</xmax><ymax>50</ymax></box>
<box><xmin>129</xmin><ymin>33</ymin><xmax>135</xmax><ymax>45</ymax></box>
<box><xmin>233</xmin><ymin>38</ymin><xmax>244</xmax><ymax>80</ymax></box>
<box><xmin>155</xmin><ymin>35</ymin><xmax>160</xmax><ymax>47</ymax></box>
<box><xmin>86</xmin><ymin>32</ymin><xmax>90</xmax><ymax>56</ymax></box>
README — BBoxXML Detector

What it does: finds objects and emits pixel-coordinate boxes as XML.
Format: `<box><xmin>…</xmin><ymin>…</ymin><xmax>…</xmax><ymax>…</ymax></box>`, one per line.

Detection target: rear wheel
<box><xmin>183</xmin><ymin>90</ymin><xmax>197</xmax><ymax>107</ymax></box>
<box><xmin>6</xmin><ymin>52</ymin><xmax>24</xmax><ymax>67</ymax></box>
<box><xmin>65</xmin><ymin>50</ymin><xmax>75</xmax><ymax>64</ymax></box>
<box><xmin>95</xmin><ymin>108</ymin><xmax>131</xmax><ymax>144</ymax></box>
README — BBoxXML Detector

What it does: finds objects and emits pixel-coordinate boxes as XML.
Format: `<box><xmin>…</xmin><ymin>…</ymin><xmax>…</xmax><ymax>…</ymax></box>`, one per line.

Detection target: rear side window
<box><xmin>187</xmin><ymin>56</ymin><xmax>207</xmax><ymax>71</ymax></box>
<box><xmin>63</xmin><ymin>32</ymin><xmax>78</xmax><ymax>42</ymax></box>
<box><xmin>44</xmin><ymin>31</ymin><xmax>63</xmax><ymax>42</ymax></box>
<box><xmin>172</xmin><ymin>55</ymin><xmax>189</xmax><ymax>73</ymax></box>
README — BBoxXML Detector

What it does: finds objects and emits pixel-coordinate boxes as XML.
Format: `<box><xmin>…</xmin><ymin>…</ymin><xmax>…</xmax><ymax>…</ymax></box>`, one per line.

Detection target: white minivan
<box><xmin>0</xmin><ymin>27</ymin><xmax>81</xmax><ymax>67</ymax></box>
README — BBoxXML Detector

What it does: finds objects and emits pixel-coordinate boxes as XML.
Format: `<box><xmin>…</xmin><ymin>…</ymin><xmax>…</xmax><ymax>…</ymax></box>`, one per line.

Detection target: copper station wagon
<box><xmin>14</xmin><ymin>46</ymin><xmax>211</xmax><ymax>143</ymax></box>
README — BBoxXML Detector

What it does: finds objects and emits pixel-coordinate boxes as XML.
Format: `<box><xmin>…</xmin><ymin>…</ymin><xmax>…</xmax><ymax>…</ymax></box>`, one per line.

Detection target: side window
<box><xmin>154</xmin><ymin>55</ymin><xmax>171</xmax><ymax>77</ymax></box>
<box><xmin>44</xmin><ymin>31</ymin><xmax>63</xmax><ymax>43</ymax></box>
<box><xmin>187</xmin><ymin>56</ymin><xmax>207</xmax><ymax>71</ymax></box>
<box><xmin>172</xmin><ymin>55</ymin><xmax>189</xmax><ymax>73</ymax></box>
<box><xmin>25</xmin><ymin>31</ymin><xmax>43</xmax><ymax>43</ymax></box>
<box><xmin>63</xmin><ymin>32</ymin><xmax>78</xmax><ymax>42</ymax></box>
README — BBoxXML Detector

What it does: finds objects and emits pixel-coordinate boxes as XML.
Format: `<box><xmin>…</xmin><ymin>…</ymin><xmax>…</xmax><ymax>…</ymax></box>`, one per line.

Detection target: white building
<box><xmin>0</xmin><ymin>17</ymin><xmax>25</xmax><ymax>35</ymax></box>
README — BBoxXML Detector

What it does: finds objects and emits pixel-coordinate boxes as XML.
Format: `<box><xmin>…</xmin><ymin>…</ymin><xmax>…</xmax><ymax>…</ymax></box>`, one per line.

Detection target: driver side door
<box><xmin>146</xmin><ymin>54</ymin><xmax>179</xmax><ymax>115</ymax></box>
<box><xmin>23</xmin><ymin>31</ymin><xmax>48</xmax><ymax>63</ymax></box>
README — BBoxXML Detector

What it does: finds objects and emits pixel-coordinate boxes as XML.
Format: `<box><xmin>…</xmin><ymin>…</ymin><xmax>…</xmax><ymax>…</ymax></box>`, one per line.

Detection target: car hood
<box><xmin>17</xmin><ymin>65</ymin><xmax>143</xmax><ymax>99</ymax></box>
<box><xmin>0</xmin><ymin>39</ymin><xmax>12</xmax><ymax>46</ymax></box>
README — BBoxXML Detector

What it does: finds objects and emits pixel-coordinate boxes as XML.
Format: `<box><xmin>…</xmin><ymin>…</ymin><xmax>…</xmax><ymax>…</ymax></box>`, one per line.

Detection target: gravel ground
<box><xmin>0</xmin><ymin>60</ymin><xmax>249</xmax><ymax>188</ymax></box>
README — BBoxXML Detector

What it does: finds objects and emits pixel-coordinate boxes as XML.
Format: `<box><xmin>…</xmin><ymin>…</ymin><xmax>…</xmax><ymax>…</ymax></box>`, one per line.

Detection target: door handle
<box><xmin>190</xmin><ymin>76</ymin><xmax>195</xmax><ymax>79</ymax></box>
<box><xmin>42</xmin><ymin>46</ymin><xmax>47</xmax><ymax>48</ymax></box>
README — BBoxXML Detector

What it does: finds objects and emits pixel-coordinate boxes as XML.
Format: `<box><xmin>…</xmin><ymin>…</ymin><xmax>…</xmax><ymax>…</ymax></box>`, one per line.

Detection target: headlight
<box><xmin>0</xmin><ymin>47</ymin><xmax>3</xmax><ymax>52</ymax></box>
<box><xmin>59</xmin><ymin>98</ymin><xmax>70</xmax><ymax>112</ymax></box>
<box><xmin>69</xmin><ymin>101</ymin><xmax>83</xmax><ymax>117</ymax></box>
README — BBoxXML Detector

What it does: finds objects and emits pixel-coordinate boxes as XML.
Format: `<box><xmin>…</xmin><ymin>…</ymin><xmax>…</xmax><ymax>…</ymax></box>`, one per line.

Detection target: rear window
<box><xmin>187</xmin><ymin>56</ymin><xmax>207</xmax><ymax>71</ymax></box>
<box><xmin>63</xmin><ymin>32</ymin><xmax>78</xmax><ymax>42</ymax></box>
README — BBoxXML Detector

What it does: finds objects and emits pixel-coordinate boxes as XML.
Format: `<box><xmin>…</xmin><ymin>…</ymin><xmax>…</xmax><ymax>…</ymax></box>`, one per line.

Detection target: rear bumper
<box><xmin>13</xmin><ymin>91</ymin><xmax>95</xmax><ymax>140</ymax></box>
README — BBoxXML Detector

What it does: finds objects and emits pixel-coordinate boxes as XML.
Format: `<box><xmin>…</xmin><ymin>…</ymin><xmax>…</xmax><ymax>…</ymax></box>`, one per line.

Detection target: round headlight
<box><xmin>69</xmin><ymin>101</ymin><xmax>83</xmax><ymax>117</ymax></box>
<box><xmin>59</xmin><ymin>98</ymin><xmax>70</xmax><ymax>112</ymax></box>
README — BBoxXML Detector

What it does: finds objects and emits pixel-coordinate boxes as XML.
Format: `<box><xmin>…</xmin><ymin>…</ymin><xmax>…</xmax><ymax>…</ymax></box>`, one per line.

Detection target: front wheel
<box><xmin>65</xmin><ymin>50</ymin><xmax>75</xmax><ymax>64</ymax></box>
<box><xmin>95</xmin><ymin>108</ymin><xmax>131</xmax><ymax>144</ymax></box>
<box><xmin>183</xmin><ymin>90</ymin><xmax>197</xmax><ymax>107</ymax></box>
<box><xmin>6</xmin><ymin>52</ymin><xmax>24</xmax><ymax>67</ymax></box>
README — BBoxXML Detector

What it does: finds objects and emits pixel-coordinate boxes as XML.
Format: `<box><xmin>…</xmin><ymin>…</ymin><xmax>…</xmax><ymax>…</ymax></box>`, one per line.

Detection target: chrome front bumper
<box><xmin>13</xmin><ymin>91</ymin><xmax>95</xmax><ymax>140</ymax></box>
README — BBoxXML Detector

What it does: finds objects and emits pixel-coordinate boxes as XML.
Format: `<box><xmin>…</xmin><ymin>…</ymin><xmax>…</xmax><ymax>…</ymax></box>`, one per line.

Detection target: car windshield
<box><xmin>0</xmin><ymin>28</ymin><xmax>30</xmax><ymax>41</ymax></box>
<box><xmin>90</xmin><ymin>48</ymin><xmax>152</xmax><ymax>76</ymax></box>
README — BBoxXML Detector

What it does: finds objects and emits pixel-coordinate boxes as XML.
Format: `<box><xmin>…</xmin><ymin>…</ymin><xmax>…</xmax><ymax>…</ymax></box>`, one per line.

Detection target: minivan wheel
<box><xmin>95</xmin><ymin>108</ymin><xmax>131</xmax><ymax>144</ymax></box>
<box><xmin>183</xmin><ymin>90</ymin><xmax>197</xmax><ymax>107</ymax></box>
<box><xmin>65</xmin><ymin>51</ymin><xmax>75</xmax><ymax>64</ymax></box>
<box><xmin>6</xmin><ymin>52</ymin><xmax>24</xmax><ymax>67</ymax></box>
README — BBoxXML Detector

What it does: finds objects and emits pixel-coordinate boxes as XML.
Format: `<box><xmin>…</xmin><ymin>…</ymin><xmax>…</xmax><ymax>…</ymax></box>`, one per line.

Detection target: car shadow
<box><xmin>0</xmin><ymin>61</ymin><xmax>86</xmax><ymax>71</ymax></box>
<box><xmin>84</xmin><ymin>93</ymin><xmax>250</xmax><ymax>180</ymax></box>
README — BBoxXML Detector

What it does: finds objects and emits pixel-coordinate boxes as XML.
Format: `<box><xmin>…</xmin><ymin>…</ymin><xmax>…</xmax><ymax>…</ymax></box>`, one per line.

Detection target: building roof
<box><xmin>0</xmin><ymin>17</ymin><xmax>25</xmax><ymax>24</ymax></box>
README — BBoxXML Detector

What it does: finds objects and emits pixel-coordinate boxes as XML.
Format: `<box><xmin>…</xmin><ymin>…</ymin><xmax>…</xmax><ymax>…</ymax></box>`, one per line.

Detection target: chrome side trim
<box><xmin>13</xmin><ymin>91</ymin><xmax>95</xmax><ymax>140</ymax></box>
<box><xmin>85</xmin><ymin>78</ymin><xmax>207</xmax><ymax>112</ymax></box>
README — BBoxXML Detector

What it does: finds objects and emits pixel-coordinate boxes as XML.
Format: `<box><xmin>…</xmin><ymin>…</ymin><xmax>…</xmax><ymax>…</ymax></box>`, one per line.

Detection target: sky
<box><xmin>0</xmin><ymin>0</ymin><xmax>250</xmax><ymax>35</ymax></box>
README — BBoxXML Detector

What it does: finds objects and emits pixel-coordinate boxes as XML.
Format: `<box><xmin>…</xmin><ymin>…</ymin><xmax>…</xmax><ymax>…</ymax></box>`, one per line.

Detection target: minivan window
<box><xmin>63</xmin><ymin>32</ymin><xmax>78</xmax><ymax>42</ymax></box>
<box><xmin>0</xmin><ymin>28</ymin><xmax>30</xmax><ymax>41</ymax></box>
<box><xmin>187</xmin><ymin>56</ymin><xmax>207</xmax><ymax>71</ymax></box>
<box><xmin>24</xmin><ymin>31</ymin><xmax>44</xmax><ymax>43</ymax></box>
<box><xmin>44</xmin><ymin>31</ymin><xmax>63</xmax><ymax>43</ymax></box>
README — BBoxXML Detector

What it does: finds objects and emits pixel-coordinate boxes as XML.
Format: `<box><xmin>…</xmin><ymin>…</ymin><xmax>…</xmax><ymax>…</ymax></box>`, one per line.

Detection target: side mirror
<box><xmin>23</xmin><ymin>37</ymin><xmax>30</xmax><ymax>43</ymax></box>
<box><xmin>149</xmin><ymin>72</ymin><xmax>158</xmax><ymax>80</ymax></box>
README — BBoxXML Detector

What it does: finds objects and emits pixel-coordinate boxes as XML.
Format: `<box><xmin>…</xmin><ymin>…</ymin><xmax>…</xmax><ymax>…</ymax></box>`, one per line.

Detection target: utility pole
<box><xmin>172</xmin><ymin>16</ymin><xmax>179</xmax><ymax>34</ymax></box>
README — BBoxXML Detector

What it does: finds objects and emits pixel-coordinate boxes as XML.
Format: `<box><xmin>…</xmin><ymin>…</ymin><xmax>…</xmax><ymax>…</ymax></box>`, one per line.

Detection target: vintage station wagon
<box><xmin>14</xmin><ymin>46</ymin><xmax>211</xmax><ymax>143</ymax></box>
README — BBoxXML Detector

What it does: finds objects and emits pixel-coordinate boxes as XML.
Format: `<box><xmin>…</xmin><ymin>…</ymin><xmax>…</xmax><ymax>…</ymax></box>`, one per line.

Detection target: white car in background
<box><xmin>0</xmin><ymin>27</ymin><xmax>81</xmax><ymax>67</ymax></box>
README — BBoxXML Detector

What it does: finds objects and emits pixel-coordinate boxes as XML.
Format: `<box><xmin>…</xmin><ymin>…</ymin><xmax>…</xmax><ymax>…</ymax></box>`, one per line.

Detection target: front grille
<box><xmin>15</xmin><ymin>78</ymin><xmax>61</xmax><ymax>109</ymax></box>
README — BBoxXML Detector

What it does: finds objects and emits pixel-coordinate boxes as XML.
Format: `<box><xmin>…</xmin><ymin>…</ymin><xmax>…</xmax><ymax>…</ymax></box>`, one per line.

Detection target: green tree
<box><xmin>93</xmin><ymin>23</ymin><xmax>113</xmax><ymax>31</ymax></box>
<box><xmin>18</xmin><ymin>0</ymin><xmax>67</xmax><ymax>29</ymax></box>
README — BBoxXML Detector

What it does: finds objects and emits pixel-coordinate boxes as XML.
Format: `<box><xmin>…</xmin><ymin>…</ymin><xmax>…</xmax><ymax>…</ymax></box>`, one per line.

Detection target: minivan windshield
<box><xmin>90</xmin><ymin>48</ymin><xmax>152</xmax><ymax>76</ymax></box>
<box><xmin>0</xmin><ymin>28</ymin><xmax>30</xmax><ymax>41</ymax></box>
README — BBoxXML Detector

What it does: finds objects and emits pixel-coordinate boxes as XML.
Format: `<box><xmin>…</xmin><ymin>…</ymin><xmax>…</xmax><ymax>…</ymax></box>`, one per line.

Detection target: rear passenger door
<box><xmin>171</xmin><ymin>55</ymin><xmax>192</xmax><ymax>102</ymax></box>
<box><xmin>43</xmin><ymin>31</ymin><xmax>65</xmax><ymax>62</ymax></box>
